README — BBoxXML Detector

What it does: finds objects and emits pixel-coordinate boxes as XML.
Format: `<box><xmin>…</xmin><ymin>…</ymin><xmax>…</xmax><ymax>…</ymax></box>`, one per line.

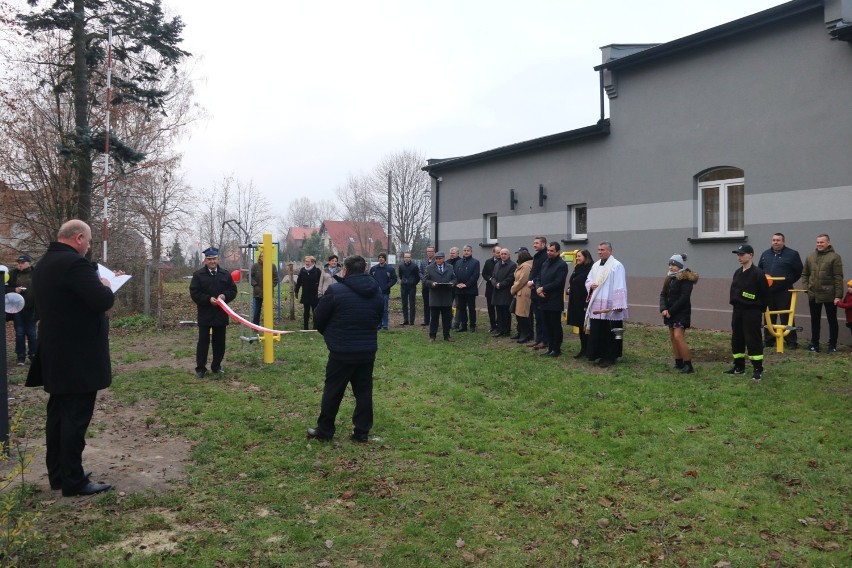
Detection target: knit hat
<box><xmin>668</xmin><ymin>254</ymin><xmax>685</xmax><ymax>269</ymax></box>
<box><xmin>847</xmin><ymin>279</ymin><xmax>852</xmax><ymax>287</ymax></box>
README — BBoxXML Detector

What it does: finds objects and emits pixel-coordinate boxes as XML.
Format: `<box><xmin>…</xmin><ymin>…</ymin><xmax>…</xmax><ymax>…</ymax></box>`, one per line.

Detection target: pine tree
<box><xmin>18</xmin><ymin>0</ymin><xmax>190</xmax><ymax>223</ymax></box>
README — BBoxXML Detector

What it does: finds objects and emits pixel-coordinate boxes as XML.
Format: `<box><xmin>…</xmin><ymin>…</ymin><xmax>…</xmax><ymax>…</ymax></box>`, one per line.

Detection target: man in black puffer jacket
<box><xmin>307</xmin><ymin>255</ymin><xmax>384</xmax><ymax>443</ymax></box>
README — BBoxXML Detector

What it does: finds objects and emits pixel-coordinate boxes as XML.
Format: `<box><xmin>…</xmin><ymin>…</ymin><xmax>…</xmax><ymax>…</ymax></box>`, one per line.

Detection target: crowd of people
<box><xmin>7</xmin><ymin>224</ymin><xmax>846</xmax><ymax>478</ymax></box>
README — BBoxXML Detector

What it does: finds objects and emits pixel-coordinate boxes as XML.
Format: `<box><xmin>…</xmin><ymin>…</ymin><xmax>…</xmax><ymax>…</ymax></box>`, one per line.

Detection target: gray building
<box><xmin>424</xmin><ymin>0</ymin><xmax>851</xmax><ymax>343</ymax></box>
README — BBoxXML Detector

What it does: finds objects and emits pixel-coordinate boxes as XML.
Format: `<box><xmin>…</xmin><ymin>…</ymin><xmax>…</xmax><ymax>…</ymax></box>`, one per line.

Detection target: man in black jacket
<box><xmin>481</xmin><ymin>245</ymin><xmax>501</xmax><ymax>332</ymax></box>
<box><xmin>454</xmin><ymin>245</ymin><xmax>481</xmax><ymax>332</ymax></box>
<box><xmin>25</xmin><ymin>220</ymin><xmax>115</xmax><ymax>496</ymax></box>
<box><xmin>369</xmin><ymin>252</ymin><xmax>397</xmax><ymax>330</ymax></box>
<box><xmin>757</xmin><ymin>233</ymin><xmax>803</xmax><ymax>348</ymax></box>
<box><xmin>190</xmin><ymin>247</ymin><xmax>238</xmax><ymax>378</ymax></box>
<box><xmin>535</xmin><ymin>242</ymin><xmax>569</xmax><ymax>357</ymax></box>
<box><xmin>6</xmin><ymin>254</ymin><xmax>37</xmax><ymax>365</ymax></box>
<box><xmin>397</xmin><ymin>251</ymin><xmax>420</xmax><ymax>325</ymax></box>
<box><xmin>307</xmin><ymin>255</ymin><xmax>384</xmax><ymax>443</ymax></box>
<box><xmin>527</xmin><ymin>236</ymin><xmax>549</xmax><ymax>350</ymax></box>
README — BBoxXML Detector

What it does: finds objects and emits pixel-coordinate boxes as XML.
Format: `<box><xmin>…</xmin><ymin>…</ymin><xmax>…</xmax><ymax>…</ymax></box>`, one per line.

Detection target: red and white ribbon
<box><xmin>214</xmin><ymin>299</ymin><xmax>316</xmax><ymax>335</ymax></box>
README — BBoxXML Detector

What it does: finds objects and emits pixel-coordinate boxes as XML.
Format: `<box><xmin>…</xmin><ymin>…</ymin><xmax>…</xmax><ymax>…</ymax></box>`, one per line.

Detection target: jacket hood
<box><xmin>815</xmin><ymin>245</ymin><xmax>835</xmax><ymax>255</ymax></box>
<box><xmin>676</xmin><ymin>269</ymin><xmax>699</xmax><ymax>283</ymax></box>
<box><xmin>342</xmin><ymin>272</ymin><xmax>381</xmax><ymax>298</ymax></box>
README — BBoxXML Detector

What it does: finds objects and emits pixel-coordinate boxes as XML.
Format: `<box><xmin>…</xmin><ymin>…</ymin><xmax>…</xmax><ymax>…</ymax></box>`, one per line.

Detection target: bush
<box><xmin>111</xmin><ymin>314</ymin><xmax>156</xmax><ymax>331</ymax></box>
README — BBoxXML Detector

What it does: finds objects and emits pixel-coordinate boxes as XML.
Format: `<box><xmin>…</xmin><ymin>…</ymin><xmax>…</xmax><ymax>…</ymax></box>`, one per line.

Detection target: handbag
<box><xmin>509</xmin><ymin>297</ymin><xmax>516</xmax><ymax>313</ymax></box>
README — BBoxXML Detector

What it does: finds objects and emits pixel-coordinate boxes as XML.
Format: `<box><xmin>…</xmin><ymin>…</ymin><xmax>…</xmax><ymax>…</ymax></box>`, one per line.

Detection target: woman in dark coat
<box><xmin>490</xmin><ymin>248</ymin><xmax>517</xmax><ymax>337</ymax></box>
<box><xmin>566</xmin><ymin>249</ymin><xmax>593</xmax><ymax>358</ymax></box>
<box><xmin>294</xmin><ymin>255</ymin><xmax>322</xmax><ymax>329</ymax></box>
<box><xmin>660</xmin><ymin>253</ymin><xmax>699</xmax><ymax>374</ymax></box>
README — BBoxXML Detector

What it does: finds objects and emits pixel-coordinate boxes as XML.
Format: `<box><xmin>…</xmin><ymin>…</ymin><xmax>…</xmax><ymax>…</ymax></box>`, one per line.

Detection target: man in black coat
<box><xmin>481</xmin><ymin>245</ymin><xmax>501</xmax><ymax>332</ymax></box>
<box><xmin>491</xmin><ymin>248</ymin><xmax>517</xmax><ymax>337</ymax></box>
<box><xmin>397</xmin><ymin>251</ymin><xmax>420</xmax><ymax>325</ymax></box>
<box><xmin>535</xmin><ymin>242</ymin><xmax>569</xmax><ymax>357</ymax></box>
<box><xmin>190</xmin><ymin>247</ymin><xmax>238</xmax><ymax>378</ymax></box>
<box><xmin>423</xmin><ymin>251</ymin><xmax>458</xmax><ymax>341</ymax></box>
<box><xmin>527</xmin><ymin>236</ymin><xmax>549</xmax><ymax>350</ymax></box>
<box><xmin>453</xmin><ymin>245</ymin><xmax>481</xmax><ymax>332</ymax></box>
<box><xmin>307</xmin><ymin>255</ymin><xmax>384</xmax><ymax>442</ymax></box>
<box><xmin>25</xmin><ymin>220</ymin><xmax>115</xmax><ymax>496</ymax></box>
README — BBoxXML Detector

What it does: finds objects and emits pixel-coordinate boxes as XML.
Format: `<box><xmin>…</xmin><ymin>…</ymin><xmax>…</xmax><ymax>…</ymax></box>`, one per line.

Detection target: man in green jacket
<box><xmin>801</xmin><ymin>234</ymin><xmax>844</xmax><ymax>353</ymax></box>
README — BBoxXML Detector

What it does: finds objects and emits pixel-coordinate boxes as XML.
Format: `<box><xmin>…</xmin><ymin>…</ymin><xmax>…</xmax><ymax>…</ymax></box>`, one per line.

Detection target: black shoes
<box><xmin>195</xmin><ymin>370</ymin><xmax>206</xmax><ymax>378</ymax></box>
<box><xmin>598</xmin><ymin>359</ymin><xmax>614</xmax><ymax>368</ymax></box>
<box><xmin>510</xmin><ymin>334</ymin><xmax>521</xmax><ymax>340</ymax></box>
<box><xmin>306</xmin><ymin>428</ymin><xmax>332</xmax><ymax>441</ymax></box>
<box><xmin>51</xmin><ymin>471</ymin><xmax>93</xmax><ymax>491</ymax></box>
<box><xmin>544</xmin><ymin>351</ymin><xmax>561</xmax><ymax>357</ymax></box>
<box><xmin>827</xmin><ymin>345</ymin><xmax>837</xmax><ymax>353</ymax></box>
<box><xmin>681</xmin><ymin>362</ymin><xmax>694</xmax><ymax>374</ymax></box>
<box><xmin>350</xmin><ymin>433</ymin><xmax>368</xmax><ymax>443</ymax></box>
<box><xmin>421</xmin><ymin>322</ymin><xmax>429</xmax><ymax>326</ymax></box>
<box><xmin>469</xmin><ymin>325</ymin><xmax>476</xmax><ymax>333</ymax></box>
<box><xmin>62</xmin><ymin>480</ymin><xmax>112</xmax><ymax>497</ymax></box>
<box><xmin>807</xmin><ymin>344</ymin><xmax>820</xmax><ymax>352</ymax></box>
<box><xmin>724</xmin><ymin>366</ymin><xmax>745</xmax><ymax>375</ymax></box>
<box><xmin>517</xmin><ymin>337</ymin><xmax>532</xmax><ymax>344</ymax></box>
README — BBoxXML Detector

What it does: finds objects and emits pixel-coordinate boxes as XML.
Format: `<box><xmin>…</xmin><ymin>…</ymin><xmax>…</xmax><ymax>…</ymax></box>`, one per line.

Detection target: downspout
<box><xmin>428</xmin><ymin>173</ymin><xmax>441</xmax><ymax>250</ymax></box>
<box><xmin>598</xmin><ymin>69</ymin><xmax>605</xmax><ymax>123</ymax></box>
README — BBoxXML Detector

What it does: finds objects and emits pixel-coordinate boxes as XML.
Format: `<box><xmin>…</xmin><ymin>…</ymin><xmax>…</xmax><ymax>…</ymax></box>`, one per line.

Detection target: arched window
<box><xmin>697</xmin><ymin>167</ymin><xmax>744</xmax><ymax>237</ymax></box>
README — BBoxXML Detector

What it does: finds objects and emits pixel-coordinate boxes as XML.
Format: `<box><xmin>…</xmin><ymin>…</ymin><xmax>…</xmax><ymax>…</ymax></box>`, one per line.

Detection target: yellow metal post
<box><xmin>763</xmin><ymin>276</ymin><xmax>806</xmax><ymax>354</ymax></box>
<box><xmin>261</xmin><ymin>232</ymin><xmax>276</xmax><ymax>364</ymax></box>
<box><xmin>561</xmin><ymin>249</ymin><xmax>580</xmax><ymax>332</ymax></box>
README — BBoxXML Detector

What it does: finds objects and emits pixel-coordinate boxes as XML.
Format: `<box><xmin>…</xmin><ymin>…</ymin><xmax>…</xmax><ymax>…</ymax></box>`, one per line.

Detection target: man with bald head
<box><xmin>491</xmin><ymin>248</ymin><xmax>517</xmax><ymax>337</ymax></box>
<box><xmin>26</xmin><ymin>220</ymin><xmax>115</xmax><ymax>496</ymax></box>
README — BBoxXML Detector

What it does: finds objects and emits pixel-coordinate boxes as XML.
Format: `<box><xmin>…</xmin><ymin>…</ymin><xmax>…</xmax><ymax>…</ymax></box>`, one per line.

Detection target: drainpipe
<box><xmin>428</xmin><ymin>173</ymin><xmax>441</xmax><ymax>250</ymax></box>
<box><xmin>598</xmin><ymin>69</ymin><xmax>605</xmax><ymax>123</ymax></box>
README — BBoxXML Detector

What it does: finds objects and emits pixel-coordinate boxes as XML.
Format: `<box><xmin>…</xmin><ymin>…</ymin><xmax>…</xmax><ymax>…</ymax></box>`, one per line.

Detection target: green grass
<box><xmin>12</xmin><ymin>313</ymin><xmax>850</xmax><ymax>566</ymax></box>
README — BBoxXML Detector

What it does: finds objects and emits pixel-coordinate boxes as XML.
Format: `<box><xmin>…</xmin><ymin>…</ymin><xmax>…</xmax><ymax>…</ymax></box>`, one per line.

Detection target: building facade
<box><xmin>424</xmin><ymin>0</ymin><xmax>852</xmax><ymax>343</ymax></box>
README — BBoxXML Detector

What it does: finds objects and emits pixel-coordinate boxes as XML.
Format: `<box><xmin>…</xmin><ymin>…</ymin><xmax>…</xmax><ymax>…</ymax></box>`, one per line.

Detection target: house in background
<box><xmin>320</xmin><ymin>220</ymin><xmax>389</xmax><ymax>259</ymax></box>
<box><xmin>284</xmin><ymin>226</ymin><xmax>320</xmax><ymax>260</ymax></box>
<box><xmin>424</xmin><ymin>0</ymin><xmax>852</xmax><ymax>343</ymax></box>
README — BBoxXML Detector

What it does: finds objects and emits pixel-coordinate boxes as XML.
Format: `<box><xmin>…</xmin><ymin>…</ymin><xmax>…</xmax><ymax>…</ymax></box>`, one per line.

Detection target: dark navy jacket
<box><xmin>535</xmin><ymin>256</ymin><xmax>568</xmax><ymax>311</ymax></box>
<box><xmin>757</xmin><ymin>246</ymin><xmax>803</xmax><ymax>291</ymax></box>
<box><xmin>397</xmin><ymin>261</ymin><xmax>420</xmax><ymax>288</ymax></box>
<box><xmin>454</xmin><ymin>256</ymin><xmax>481</xmax><ymax>296</ymax></box>
<box><xmin>369</xmin><ymin>263</ymin><xmax>398</xmax><ymax>295</ymax></box>
<box><xmin>314</xmin><ymin>272</ymin><xmax>383</xmax><ymax>360</ymax></box>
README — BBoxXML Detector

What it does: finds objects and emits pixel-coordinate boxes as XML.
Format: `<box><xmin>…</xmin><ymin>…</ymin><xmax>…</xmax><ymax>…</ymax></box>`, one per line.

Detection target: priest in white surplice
<box><xmin>585</xmin><ymin>241</ymin><xmax>629</xmax><ymax>368</ymax></box>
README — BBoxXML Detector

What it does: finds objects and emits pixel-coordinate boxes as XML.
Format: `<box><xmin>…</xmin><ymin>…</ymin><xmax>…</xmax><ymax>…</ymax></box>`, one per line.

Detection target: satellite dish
<box><xmin>5</xmin><ymin>292</ymin><xmax>24</xmax><ymax>314</ymax></box>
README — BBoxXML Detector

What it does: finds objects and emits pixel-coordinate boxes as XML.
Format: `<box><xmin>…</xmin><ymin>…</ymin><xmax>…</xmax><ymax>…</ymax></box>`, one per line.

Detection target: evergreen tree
<box><xmin>169</xmin><ymin>239</ymin><xmax>185</xmax><ymax>270</ymax></box>
<box><xmin>18</xmin><ymin>0</ymin><xmax>190</xmax><ymax>223</ymax></box>
<box><xmin>301</xmin><ymin>231</ymin><xmax>325</xmax><ymax>260</ymax></box>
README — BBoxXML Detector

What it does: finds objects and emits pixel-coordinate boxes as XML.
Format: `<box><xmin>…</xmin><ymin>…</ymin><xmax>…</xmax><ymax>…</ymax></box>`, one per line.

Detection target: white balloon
<box><xmin>5</xmin><ymin>292</ymin><xmax>24</xmax><ymax>314</ymax></box>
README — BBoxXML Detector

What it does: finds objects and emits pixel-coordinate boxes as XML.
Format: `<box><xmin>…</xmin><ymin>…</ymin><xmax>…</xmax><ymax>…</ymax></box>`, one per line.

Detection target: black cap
<box><xmin>732</xmin><ymin>245</ymin><xmax>754</xmax><ymax>255</ymax></box>
<box><xmin>515</xmin><ymin>246</ymin><xmax>529</xmax><ymax>253</ymax></box>
<box><xmin>16</xmin><ymin>255</ymin><xmax>32</xmax><ymax>263</ymax></box>
<box><xmin>203</xmin><ymin>247</ymin><xmax>220</xmax><ymax>258</ymax></box>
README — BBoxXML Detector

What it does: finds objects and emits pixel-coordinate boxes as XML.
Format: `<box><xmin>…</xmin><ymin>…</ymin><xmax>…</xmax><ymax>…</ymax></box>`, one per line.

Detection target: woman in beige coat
<box><xmin>511</xmin><ymin>249</ymin><xmax>534</xmax><ymax>343</ymax></box>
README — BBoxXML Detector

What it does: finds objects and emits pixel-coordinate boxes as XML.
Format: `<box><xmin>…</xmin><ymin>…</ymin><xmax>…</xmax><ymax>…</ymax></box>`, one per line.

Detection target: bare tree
<box><xmin>369</xmin><ymin>149</ymin><xmax>431</xmax><ymax>253</ymax></box>
<box><xmin>336</xmin><ymin>173</ymin><xmax>381</xmax><ymax>257</ymax></box>
<box><xmin>279</xmin><ymin>196</ymin><xmax>339</xmax><ymax>235</ymax></box>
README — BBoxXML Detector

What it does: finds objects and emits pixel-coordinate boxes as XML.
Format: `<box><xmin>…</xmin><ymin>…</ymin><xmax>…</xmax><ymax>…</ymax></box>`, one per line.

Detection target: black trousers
<box><xmin>196</xmin><ymin>325</ymin><xmax>227</xmax><ymax>372</ymax></box>
<box><xmin>496</xmin><ymin>305</ymin><xmax>511</xmax><ymax>334</ymax></box>
<box><xmin>587</xmin><ymin>319</ymin><xmax>624</xmax><ymax>362</ymax></box>
<box><xmin>46</xmin><ymin>391</ymin><xmax>97</xmax><ymax>492</ymax></box>
<box><xmin>456</xmin><ymin>295</ymin><xmax>477</xmax><ymax>328</ymax></box>
<box><xmin>516</xmin><ymin>315</ymin><xmax>532</xmax><ymax>340</ymax></box>
<box><xmin>485</xmin><ymin>285</ymin><xmax>496</xmax><ymax>329</ymax></box>
<box><xmin>429</xmin><ymin>306</ymin><xmax>453</xmax><ymax>339</ymax></box>
<box><xmin>400</xmin><ymin>286</ymin><xmax>416</xmax><ymax>323</ymax></box>
<box><xmin>764</xmin><ymin>289</ymin><xmax>797</xmax><ymax>344</ymax></box>
<box><xmin>252</xmin><ymin>297</ymin><xmax>263</xmax><ymax>326</ymax></box>
<box><xmin>316</xmin><ymin>357</ymin><xmax>374</xmax><ymax>438</ymax></box>
<box><xmin>421</xmin><ymin>288</ymin><xmax>430</xmax><ymax>324</ymax></box>
<box><xmin>532</xmin><ymin>300</ymin><xmax>548</xmax><ymax>344</ymax></box>
<box><xmin>541</xmin><ymin>310</ymin><xmax>563</xmax><ymax>354</ymax></box>
<box><xmin>302</xmin><ymin>301</ymin><xmax>318</xmax><ymax>330</ymax></box>
<box><xmin>731</xmin><ymin>307</ymin><xmax>763</xmax><ymax>361</ymax></box>
<box><xmin>808</xmin><ymin>300</ymin><xmax>839</xmax><ymax>347</ymax></box>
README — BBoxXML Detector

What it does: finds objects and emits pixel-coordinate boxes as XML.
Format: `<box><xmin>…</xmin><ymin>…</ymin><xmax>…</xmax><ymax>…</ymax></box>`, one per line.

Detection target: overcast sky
<box><xmin>172</xmin><ymin>0</ymin><xmax>785</xmax><ymax>228</ymax></box>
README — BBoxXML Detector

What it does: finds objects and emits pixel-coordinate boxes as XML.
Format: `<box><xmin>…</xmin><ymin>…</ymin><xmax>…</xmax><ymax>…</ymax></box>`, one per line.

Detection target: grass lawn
<box><xmin>6</xmin><ymin>291</ymin><xmax>850</xmax><ymax>567</ymax></box>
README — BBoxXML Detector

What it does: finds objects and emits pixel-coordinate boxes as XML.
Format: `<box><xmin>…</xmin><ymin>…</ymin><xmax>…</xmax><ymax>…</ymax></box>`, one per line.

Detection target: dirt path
<box><xmin>3</xmin><ymin>355</ymin><xmax>192</xmax><ymax>503</ymax></box>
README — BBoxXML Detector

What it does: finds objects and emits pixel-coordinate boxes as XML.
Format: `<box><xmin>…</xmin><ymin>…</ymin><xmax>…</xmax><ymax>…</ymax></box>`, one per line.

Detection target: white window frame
<box><xmin>697</xmin><ymin>171</ymin><xmax>744</xmax><ymax>238</ymax></box>
<box><xmin>484</xmin><ymin>213</ymin><xmax>498</xmax><ymax>244</ymax></box>
<box><xmin>568</xmin><ymin>204</ymin><xmax>587</xmax><ymax>239</ymax></box>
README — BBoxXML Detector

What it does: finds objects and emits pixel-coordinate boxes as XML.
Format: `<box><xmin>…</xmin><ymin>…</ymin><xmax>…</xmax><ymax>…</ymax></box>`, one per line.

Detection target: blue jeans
<box><xmin>14</xmin><ymin>308</ymin><xmax>37</xmax><ymax>360</ymax></box>
<box><xmin>381</xmin><ymin>293</ymin><xmax>390</xmax><ymax>329</ymax></box>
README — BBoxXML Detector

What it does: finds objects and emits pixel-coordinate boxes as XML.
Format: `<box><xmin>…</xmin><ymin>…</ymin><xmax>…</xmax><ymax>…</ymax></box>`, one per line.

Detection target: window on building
<box><xmin>568</xmin><ymin>204</ymin><xmax>587</xmax><ymax>239</ymax></box>
<box><xmin>484</xmin><ymin>213</ymin><xmax>498</xmax><ymax>244</ymax></box>
<box><xmin>697</xmin><ymin>167</ymin><xmax>744</xmax><ymax>237</ymax></box>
